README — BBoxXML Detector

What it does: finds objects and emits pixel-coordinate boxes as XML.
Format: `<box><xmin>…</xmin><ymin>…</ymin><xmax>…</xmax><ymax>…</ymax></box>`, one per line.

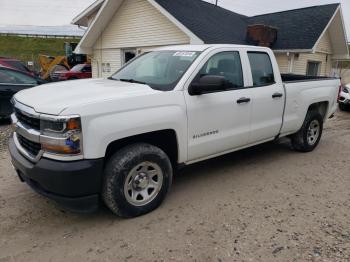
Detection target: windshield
<box><xmin>71</xmin><ymin>64</ymin><xmax>85</xmax><ymax>72</ymax></box>
<box><xmin>110</xmin><ymin>51</ymin><xmax>201</xmax><ymax>91</ymax></box>
<box><xmin>6</xmin><ymin>60</ymin><xmax>30</xmax><ymax>73</ymax></box>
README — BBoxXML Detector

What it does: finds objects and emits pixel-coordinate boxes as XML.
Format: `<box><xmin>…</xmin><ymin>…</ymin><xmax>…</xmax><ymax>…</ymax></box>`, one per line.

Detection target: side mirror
<box><xmin>188</xmin><ymin>75</ymin><xmax>226</xmax><ymax>96</ymax></box>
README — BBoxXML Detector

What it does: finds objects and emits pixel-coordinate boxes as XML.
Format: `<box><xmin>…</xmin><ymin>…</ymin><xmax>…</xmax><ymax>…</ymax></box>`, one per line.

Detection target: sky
<box><xmin>0</xmin><ymin>0</ymin><xmax>349</xmax><ymax>41</ymax></box>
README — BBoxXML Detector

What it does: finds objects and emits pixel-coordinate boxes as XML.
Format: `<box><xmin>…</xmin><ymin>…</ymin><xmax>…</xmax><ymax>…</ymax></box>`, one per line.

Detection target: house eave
<box><xmin>74</xmin><ymin>0</ymin><xmax>124</xmax><ymax>54</ymax></box>
<box><xmin>332</xmin><ymin>54</ymin><xmax>350</xmax><ymax>61</ymax></box>
<box><xmin>71</xmin><ymin>0</ymin><xmax>104</xmax><ymax>27</ymax></box>
<box><xmin>273</xmin><ymin>49</ymin><xmax>313</xmax><ymax>53</ymax></box>
<box><xmin>75</xmin><ymin>0</ymin><xmax>204</xmax><ymax>54</ymax></box>
<box><xmin>311</xmin><ymin>5</ymin><xmax>349</xmax><ymax>56</ymax></box>
<box><xmin>146</xmin><ymin>0</ymin><xmax>204</xmax><ymax>44</ymax></box>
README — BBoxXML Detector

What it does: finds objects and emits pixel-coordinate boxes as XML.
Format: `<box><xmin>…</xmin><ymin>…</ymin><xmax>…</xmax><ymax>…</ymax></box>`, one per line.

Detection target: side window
<box><xmin>0</xmin><ymin>69</ymin><xmax>37</xmax><ymax>85</ymax></box>
<box><xmin>82</xmin><ymin>65</ymin><xmax>92</xmax><ymax>72</ymax></box>
<box><xmin>247</xmin><ymin>52</ymin><xmax>275</xmax><ymax>86</ymax></box>
<box><xmin>197</xmin><ymin>51</ymin><xmax>243</xmax><ymax>88</ymax></box>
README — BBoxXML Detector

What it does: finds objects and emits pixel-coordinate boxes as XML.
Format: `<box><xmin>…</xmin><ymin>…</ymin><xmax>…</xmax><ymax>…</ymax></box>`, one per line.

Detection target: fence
<box><xmin>0</xmin><ymin>33</ymin><xmax>82</xmax><ymax>39</ymax></box>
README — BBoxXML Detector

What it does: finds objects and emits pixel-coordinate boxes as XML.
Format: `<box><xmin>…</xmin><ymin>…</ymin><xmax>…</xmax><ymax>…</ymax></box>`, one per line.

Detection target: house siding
<box><xmin>316</xmin><ymin>31</ymin><xmax>333</xmax><ymax>54</ymax></box>
<box><xmin>275</xmin><ymin>53</ymin><xmax>331</xmax><ymax>76</ymax></box>
<box><xmin>275</xmin><ymin>53</ymin><xmax>290</xmax><ymax>73</ymax></box>
<box><xmin>91</xmin><ymin>0</ymin><xmax>190</xmax><ymax>77</ymax></box>
<box><xmin>293</xmin><ymin>53</ymin><xmax>330</xmax><ymax>76</ymax></box>
<box><xmin>342</xmin><ymin>69</ymin><xmax>350</xmax><ymax>84</ymax></box>
<box><xmin>274</xmin><ymin>30</ymin><xmax>334</xmax><ymax>76</ymax></box>
<box><xmin>92</xmin><ymin>48</ymin><xmax>122</xmax><ymax>78</ymax></box>
<box><xmin>97</xmin><ymin>0</ymin><xmax>189</xmax><ymax>49</ymax></box>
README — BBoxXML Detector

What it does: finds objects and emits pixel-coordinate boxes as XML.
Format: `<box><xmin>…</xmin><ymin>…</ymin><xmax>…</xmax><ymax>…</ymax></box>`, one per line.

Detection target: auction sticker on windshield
<box><xmin>173</xmin><ymin>52</ymin><xmax>196</xmax><ymax>57</ymax></box>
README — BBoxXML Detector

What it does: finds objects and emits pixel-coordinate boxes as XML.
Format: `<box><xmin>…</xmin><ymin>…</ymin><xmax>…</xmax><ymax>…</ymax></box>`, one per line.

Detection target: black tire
<box><xmin>291</xmin><ymin>111</ymin><xmax>323</xmax><ymax>152</ymax></box>
<box><xmin>339</xmin><ymin>103</ymin><xmax>349</xmax><ymax>111</ymax></box>
<box><xmin>102</xmin><ymin>143</ymin><xmax>173</xmax><ymax>218</ymax></box>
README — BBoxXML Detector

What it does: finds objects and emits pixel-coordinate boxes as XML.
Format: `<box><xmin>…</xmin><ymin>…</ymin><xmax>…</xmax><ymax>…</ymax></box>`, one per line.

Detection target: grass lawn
<box><xmin>0</xmin><ymin>35</ymin><xmax>80</xmax><ymax>70</ymax></box>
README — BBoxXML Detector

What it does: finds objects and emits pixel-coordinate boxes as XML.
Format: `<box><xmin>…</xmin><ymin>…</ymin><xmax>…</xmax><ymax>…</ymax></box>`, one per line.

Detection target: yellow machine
<box><xmin>38</xmin><ymin>43</ymin><xmax>89</xmax><ymax>81</ymax></box>
<box><xmin>38</xmin><ymin>55</ymin><xmax>71</xmax><ymax>81</ymax></box>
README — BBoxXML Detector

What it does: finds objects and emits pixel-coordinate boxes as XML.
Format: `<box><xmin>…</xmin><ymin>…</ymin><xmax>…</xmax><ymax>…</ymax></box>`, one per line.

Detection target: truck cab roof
<box><xmin>152</xmin><ymin>44</ymin><xmax>270</xmax><ymax>52</ymax></box>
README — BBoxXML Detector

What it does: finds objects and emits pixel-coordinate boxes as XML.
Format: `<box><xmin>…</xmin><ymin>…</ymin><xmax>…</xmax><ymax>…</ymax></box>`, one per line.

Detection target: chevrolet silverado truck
<box><xmin>9</xmin><ymin>45</ymin><xmax>340</xmax><ymax>217</ymax></box>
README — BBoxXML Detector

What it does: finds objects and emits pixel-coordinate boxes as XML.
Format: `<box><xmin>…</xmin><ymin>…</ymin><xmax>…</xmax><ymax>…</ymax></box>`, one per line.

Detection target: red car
<box><xmin>55</xmin><ymin>64</ymin><xmax>92</xmax><ymax>81</ymax></box>
<box><xmin>0</xmin><ymin>57</ymin><xmax>36</xmax><ymax>77</ymax></box>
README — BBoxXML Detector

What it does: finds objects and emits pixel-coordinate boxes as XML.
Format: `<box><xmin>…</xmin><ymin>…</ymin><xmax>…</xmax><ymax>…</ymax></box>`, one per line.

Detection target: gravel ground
<box><xmin>0</xmin><ymin>111</ymin><xmax>349</xmax><ymax>262</ymax></box>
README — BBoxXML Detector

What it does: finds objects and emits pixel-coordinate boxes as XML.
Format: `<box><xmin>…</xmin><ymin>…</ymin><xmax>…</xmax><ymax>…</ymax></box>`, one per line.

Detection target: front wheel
<box><xmin>291</xmin><ymin>111</ymin><xmax>323</xmax><ymax>152</ymax></box>
<box><xmin>102</xmin><ymin>143</ymin><xmax>173</xmax><ymax>217</ymax></box>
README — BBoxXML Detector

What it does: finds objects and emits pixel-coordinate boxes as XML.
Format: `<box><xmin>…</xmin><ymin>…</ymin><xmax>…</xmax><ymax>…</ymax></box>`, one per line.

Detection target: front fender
<box><xmin>79</xmin><ymin>97</ymin><xmax>188</xmax><ymax>163</ymax></box>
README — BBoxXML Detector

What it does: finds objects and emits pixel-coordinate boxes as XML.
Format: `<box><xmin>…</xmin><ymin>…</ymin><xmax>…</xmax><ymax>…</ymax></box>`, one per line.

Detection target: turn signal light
<box><xmin>67</xmin><ymin>118</ymin><xmax>81</xmax><ymax>130</ymax></box>
<box><xmin>42</xmin><ymin>144</ymin><xmax>80</xmax><ymax>154</ymax></box>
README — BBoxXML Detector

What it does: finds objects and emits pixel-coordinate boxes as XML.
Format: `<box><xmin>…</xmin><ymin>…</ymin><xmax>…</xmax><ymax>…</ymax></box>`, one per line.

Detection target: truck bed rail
<box><xmin>281</xmin><ymin>74</ymin><xmax>338</xmax><ymax>83</ymax></box>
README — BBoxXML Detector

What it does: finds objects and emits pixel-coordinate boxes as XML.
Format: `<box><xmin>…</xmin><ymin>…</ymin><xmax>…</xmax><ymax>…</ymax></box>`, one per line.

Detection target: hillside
<box><xmin>0</xmin><ymin>35</ymin><xmax>80</xmax><ymax>70</ymax></box>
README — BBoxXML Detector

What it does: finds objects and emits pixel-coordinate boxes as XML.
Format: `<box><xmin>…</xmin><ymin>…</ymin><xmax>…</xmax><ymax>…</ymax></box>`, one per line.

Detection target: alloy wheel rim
<box><xmin>124</xmin><ymin>161</ymin><xmax>163</xmax><ymax>206</ymax></box>
<box><xmin>307</xmin><ymin>120</ymin><xmax>320</xmax><ymax>146</ymax></box>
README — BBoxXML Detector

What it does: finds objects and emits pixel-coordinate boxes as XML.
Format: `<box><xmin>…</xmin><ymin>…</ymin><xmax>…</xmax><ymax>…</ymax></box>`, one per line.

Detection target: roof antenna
<box><xmin>215</xmin><ymin>0</ymin><xmax>218</xmax><ymax>6</ymax></box>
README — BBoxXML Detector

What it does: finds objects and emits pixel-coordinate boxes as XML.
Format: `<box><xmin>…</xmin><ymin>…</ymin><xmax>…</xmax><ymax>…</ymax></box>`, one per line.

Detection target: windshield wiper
<box><xmin>119</xmin><ymin>78</ymin><xmax>147</xmax><ymax>85</ymax></box>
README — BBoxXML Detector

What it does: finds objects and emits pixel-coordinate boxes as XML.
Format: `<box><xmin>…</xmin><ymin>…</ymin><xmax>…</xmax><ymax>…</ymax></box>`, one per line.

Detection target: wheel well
<box><xmin>105</xmin><ymin>129</ymin><xmax>178</xmax><ymax>166</ymax></box>
<box><xmin>307</xmin><ymin>102</ymin><xmax>328</xmax><ymax>120</ymax></box>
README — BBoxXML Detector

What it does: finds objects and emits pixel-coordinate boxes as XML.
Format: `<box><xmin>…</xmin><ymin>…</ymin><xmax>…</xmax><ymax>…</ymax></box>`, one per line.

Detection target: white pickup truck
<box><xmin>9</xmin><ymin>44</ymin><xmax>340</xmax><ymax>217</ymax></box>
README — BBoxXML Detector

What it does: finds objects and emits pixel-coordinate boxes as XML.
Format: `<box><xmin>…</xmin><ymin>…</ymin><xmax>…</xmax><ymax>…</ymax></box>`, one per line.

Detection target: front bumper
<box><xmin>9</xmin><ymin>137</ymin><xmax>104</xmax><ymax>212</ymax></box>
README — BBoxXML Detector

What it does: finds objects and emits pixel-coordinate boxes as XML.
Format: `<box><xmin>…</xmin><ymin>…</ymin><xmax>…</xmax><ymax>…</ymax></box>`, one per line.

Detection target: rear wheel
<box><xmin>102</xmin><ymin>143</ymin><xmax>173</xmax><ymax>217</ymax></box>
<box><xmin>291</xmin><ymin>111</ymin><xmax>323</xmax><ymax>152</ymax></box>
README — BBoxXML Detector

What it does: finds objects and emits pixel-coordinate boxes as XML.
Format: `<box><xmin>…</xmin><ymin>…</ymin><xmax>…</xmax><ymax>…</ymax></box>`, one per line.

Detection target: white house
<box><xmin>72</xmin><ymin>0</ymin><xmax>349</xmax><ymax>79</ymax></box>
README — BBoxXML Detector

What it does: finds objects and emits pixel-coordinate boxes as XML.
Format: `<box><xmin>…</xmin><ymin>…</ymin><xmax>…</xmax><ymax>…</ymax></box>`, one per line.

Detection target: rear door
<box><xmin>246</xmin><ymin>51</ymin><xmax>285</xmax><ymax>143</ymax></box>
<box><xmin>184</xmin><ymin>48</ymin><xmax>253</xmax><ymax>162</ymax></box>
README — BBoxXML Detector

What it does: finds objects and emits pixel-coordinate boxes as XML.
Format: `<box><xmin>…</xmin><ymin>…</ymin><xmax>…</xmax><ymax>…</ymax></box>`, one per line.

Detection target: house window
<box><xmin>122</xmin><ymin>49</ymin><xmax>137</xmax><ymax>64</ymax></box>
<box><xmin>306</xmin><ymin>61</ymin><xmax>321</xmax><ymax>76</ymax></box>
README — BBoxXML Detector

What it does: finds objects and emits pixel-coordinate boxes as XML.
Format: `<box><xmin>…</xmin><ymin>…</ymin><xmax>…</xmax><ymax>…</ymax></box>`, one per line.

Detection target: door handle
<box><xmin>236</xmin><ymin>97</ymin><xmax>251</xmax><ymax>104</ymax></box>
<box><xmin>272</xmin><ymin>92</ymin><xmax>283</xmax><ymax>99</ymax></box>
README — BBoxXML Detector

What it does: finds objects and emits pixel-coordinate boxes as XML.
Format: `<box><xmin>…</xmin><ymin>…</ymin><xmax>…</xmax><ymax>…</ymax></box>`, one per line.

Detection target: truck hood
<box><xmin>14</xmin><ymin>78</ymin><xmax>160</xmax><ymax>115</ymax></box>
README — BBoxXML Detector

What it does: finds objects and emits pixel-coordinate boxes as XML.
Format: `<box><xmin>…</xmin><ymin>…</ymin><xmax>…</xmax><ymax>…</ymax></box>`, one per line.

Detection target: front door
<box><xmin>185</xmin><ymin>50</ymin><xmax>252</xmax><ymax>162</ymax></box>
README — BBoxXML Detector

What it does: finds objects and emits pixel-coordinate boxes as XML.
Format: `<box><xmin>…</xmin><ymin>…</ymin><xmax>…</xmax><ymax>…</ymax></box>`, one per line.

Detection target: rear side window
<box><xmin>248</xmin><ymin>52</ymin><xmax>275</xmax><ymax>86</ymax></box>
<box><xmin>83</xmin><ymin>65</ymin><xmax>92</xmax><ymax>72</ymax></box>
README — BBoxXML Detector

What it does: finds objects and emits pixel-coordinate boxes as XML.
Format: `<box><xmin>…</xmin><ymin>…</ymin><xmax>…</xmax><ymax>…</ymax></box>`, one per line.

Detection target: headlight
<box><xmin>343</xmin><ymin>86</ymin><xmax>349</xmax><ymax>93</ymax></box>
<box><xmin>40</xmin><ymin>116</ymin><xmax>83</xmax><ymax>158</ymax></box>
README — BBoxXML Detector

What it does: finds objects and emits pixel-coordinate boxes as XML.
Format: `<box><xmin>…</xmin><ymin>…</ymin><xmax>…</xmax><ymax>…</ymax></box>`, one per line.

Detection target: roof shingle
<box><xmin>247</xmin><ymin>4</ymin><xmax>339</xmax><ymax>50</ymax></box>
<box><xmin>154</xmin><ymin>0</ymin><xmax>339</xmax><ymax>50</ymax></box>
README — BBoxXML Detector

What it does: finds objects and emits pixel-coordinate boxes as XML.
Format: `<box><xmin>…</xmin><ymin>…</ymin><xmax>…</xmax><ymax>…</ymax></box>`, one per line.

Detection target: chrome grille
<box><xmin>15</xmin><ymin>109</ymin><xmax>40</xmax><ymax>130</ymax></box>
<box><xmin>51</xmin><ymin>72</ymin><xmax>61</xmax><ymax>82</ymax></box>
<box><xmin>17</xmin><ymin>133</ymin><xmax>42</xmax><ymax>157</ymax></box>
